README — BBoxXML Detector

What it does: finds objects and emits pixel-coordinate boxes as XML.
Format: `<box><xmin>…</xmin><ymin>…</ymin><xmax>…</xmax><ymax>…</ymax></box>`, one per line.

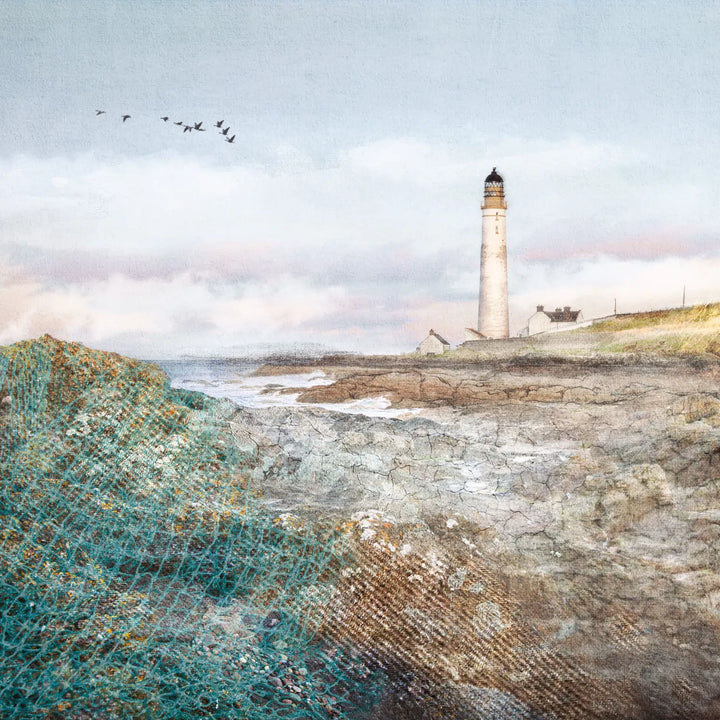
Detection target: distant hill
<box><xmin>176</xmin><ymin>342</ymin><xmax>347</xmax><ymax>361</ymax></box>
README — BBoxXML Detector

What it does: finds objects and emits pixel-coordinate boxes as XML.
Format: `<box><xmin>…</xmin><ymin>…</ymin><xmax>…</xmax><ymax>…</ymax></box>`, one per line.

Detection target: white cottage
<box><xmin>527</xmin><ymin>305</ymin><xmax>583</xmax><ymax>336</ymax></box>
<box><xmin>464</xmin><ymin>327</ymin><xmax>486</xmax><ymax>342</ymax></box>
<box><xmin>418</xmin><ymin>329</ymin><xmax>451</xmax><ymax>356</ymax></box>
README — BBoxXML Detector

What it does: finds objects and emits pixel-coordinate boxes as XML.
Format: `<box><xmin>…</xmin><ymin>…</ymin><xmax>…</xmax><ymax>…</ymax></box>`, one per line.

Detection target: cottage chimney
<box><xmin>563</xmin><ymin>306</ymin><xmax>570</xmax><ymax>312</ymax></box>
<box><xmin>536</xmin><ymin>305</ymin><xmax>544</xmax><ymax>312</ymax></box>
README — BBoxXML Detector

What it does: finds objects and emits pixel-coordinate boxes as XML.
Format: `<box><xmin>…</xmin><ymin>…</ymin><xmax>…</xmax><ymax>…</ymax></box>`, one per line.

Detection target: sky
<box><xmin>1</xmin><ymin>0</ymin><xmax>718</xmax><ymax>357</ymax></box>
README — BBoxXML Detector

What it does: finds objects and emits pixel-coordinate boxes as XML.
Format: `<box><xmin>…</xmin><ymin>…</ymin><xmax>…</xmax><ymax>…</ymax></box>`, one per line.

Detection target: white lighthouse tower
<box><xmin>477</xmin><ymin>167</ymin><xmax>509</xmax><ymax>338</ymax></box>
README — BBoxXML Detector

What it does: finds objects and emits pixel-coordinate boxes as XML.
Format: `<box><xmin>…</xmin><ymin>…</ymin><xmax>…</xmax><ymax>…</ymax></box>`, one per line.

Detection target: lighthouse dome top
<box><xmin>481</xmin><ymin>166</ymin><xmax>507</xmax><ymax>206</ymax></box>
<box><xmin>485</xmin><ymin>167</ymin><xmax>503</xmax><ymax>183</ymax></box>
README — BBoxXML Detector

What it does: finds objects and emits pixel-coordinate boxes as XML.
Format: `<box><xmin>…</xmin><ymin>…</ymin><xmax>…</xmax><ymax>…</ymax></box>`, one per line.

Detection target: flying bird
<box><xmin>174</xmin><ymin>120</ymin><xmax>184</xmax><ymax>126</ymax></box>
<box><xmin>220</xmin><ymin>126</ymin><xmax>230</xmax><ymax>136</ymax></box>
<box><xmin>161</xmin><ymin>116</ymin><xmax>169</xmax><ymax>122</ymax></box>
<box><xmin>95</xmin><ymin>109</ymin><xmax>106</xmax><ymax>116</ymax></box>
<box><xmin>121</xmin><ymin>114</ymin><xmax>131</xmax><ymax>122</ymax></box>
<box><xmin>183</xmin><ymin>124</ymin><xmax>193</xmax><ymax>133</ymax></box>
<box><xmin>193</xmin><ymin>122</ymin><xmax>205</xmax><ymax>131</ymax></box>
<box><xmin>215</xmin><ymin>120</ymin><xmax>224</xmax><ymax>128</ymax></box>
<box><xmin>225</xmin><ymin>135</ymin><xmax>235</xmax><ymax>144</ymax></box>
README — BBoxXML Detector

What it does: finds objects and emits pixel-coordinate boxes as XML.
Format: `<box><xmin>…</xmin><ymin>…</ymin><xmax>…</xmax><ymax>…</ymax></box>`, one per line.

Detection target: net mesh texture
<box><xmin>0</xmin><ymin>336</ymin><xmax>383</xmax><ymax>719</ymax></box>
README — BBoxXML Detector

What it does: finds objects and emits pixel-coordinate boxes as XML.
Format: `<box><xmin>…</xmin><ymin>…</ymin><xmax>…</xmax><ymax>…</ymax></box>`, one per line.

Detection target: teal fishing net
<box><xmin>0</xmin><ymin>336</ymin><xmax>381</xmax><ymax>719</ymax></box>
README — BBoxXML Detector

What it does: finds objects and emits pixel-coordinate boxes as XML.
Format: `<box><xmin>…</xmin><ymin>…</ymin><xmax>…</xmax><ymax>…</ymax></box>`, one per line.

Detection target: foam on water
<box><xmin>159</xmin><ymin>360</ymin><xmax>420</xmax><ymax>418</ymax></box>
<box><xmin>311</xmin><ymin>394</ymin><xmax>422</xmax><ymax>419</ymax></box>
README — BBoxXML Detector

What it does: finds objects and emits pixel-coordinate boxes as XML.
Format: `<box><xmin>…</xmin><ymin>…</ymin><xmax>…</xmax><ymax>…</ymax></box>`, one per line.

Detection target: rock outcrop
<box><xmin>4</xmin><ymin>336</ymin><xmax>719</xmax><ymax>719</ymax></box>
<box><xmin>233</xmin><ymin>357</ymin><xmax>720</xmax><ymax>719</ymax></box>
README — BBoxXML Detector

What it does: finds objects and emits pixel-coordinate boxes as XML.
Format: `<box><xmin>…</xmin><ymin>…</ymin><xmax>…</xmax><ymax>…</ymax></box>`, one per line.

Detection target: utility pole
<box><xmin>614</xmin><ymin>298</ymin><xmax>617</xmax><ymax>316</ymax></box>
<box><xmin>682</xmin><ymin>285</ymin><xmax>686</xmax><ymax>308</ymax></box>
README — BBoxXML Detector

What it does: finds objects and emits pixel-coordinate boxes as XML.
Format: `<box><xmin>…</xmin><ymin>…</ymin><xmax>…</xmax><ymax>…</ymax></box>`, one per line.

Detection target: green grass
<box><xmin>587</xmin><ymin>303</ymin><xmax>720</xmax><ymax>332</ymax></box>
<box><xmin>582</xmin><ymin>303</ymin><xmax>720</xmax><ymax>357</ymax></box>
<box><xmin>598</xmin><ymin>334</ymin><xmax>720</xmax><ymax>357</ymax></box>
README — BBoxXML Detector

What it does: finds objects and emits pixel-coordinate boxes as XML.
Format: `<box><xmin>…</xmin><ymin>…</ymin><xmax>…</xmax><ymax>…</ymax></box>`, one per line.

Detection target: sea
<box><xmin>154</xmin><ymin>357</ymin><xmax>419</xmax><ymax>419</ymax></box>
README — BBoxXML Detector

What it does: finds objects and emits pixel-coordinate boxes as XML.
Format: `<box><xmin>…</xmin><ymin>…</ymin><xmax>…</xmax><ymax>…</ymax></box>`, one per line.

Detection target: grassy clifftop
<box><xmin>588</xmin><ymin>302</ymin><xmax>720</xmax><ymax>332</ymax></box>
<box><xmin>587</xmin><ymin>302</ymin><xmax>720</xmax><ymax>356</ymax></box>
<box><xmin>436</xmin><ymin>303</ymin><xmax>720</xmax><ymax>362</ymax></box>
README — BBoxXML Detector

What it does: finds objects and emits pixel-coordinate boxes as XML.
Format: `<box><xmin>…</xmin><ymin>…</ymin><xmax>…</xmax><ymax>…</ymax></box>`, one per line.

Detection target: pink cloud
<box><xmin>523</xmin><ymin>228</ymin><xmax>717</xmax><ymax>262</ymax></box>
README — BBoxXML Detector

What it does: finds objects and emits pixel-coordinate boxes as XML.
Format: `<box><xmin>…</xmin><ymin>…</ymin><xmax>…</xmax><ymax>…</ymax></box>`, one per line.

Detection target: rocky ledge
<box><xmin>235</xmin><ymin>355</ymin><xmax>720</xmax><ymax>719</ymax></box>
<box><xmin>4</xmin><ymin>337</ymin><xmax>719</xmax><ymax>719</ymax></box>
<box><xmin>263</xmin><ymin>356</ymin><xmax>718</xmax><ymax>408</ymax></box>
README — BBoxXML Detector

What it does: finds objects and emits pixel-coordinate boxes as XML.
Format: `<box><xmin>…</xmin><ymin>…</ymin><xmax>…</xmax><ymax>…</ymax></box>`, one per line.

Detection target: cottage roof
<box><xmin>544</xmin><ymin>307</ymin><xmax>581</xmax><ymax>323</ymax></box>
<box><xmin>427</xmin><ymin>329</ymin><xmax>450</xmax><ymax>345</ymax></box>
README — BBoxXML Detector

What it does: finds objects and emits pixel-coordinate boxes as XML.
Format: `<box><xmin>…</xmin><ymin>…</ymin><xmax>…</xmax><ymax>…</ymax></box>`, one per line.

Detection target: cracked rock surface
<box><xmin>231</xmin><ymin>358</ymin><xmax>720</xmax><ymax>719</ymax></box>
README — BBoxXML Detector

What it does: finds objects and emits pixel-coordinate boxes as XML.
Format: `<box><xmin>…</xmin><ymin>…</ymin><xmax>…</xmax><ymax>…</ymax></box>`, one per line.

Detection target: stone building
<box><xmin>418</xmin><ymin>330</ymin><xmax>450</xmax><ymax>356</ymax></box>
<box><xmin>464</xmin><ymin>328</ymin><xmax>486</xmax><ymax>342</ymax></box>
<box><xmin>526</xmin><ymin>305</ymin><xmax>583</xmax><ymax>336</ymax></box>
<box><xmin>477</xmin><ymin>168</ymin><xmax>509</xmax><ymax>339</ymax></box>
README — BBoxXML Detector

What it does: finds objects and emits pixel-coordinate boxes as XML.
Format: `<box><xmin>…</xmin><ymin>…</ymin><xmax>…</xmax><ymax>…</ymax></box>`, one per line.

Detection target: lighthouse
<box><xmin>477</xmin><ymin>167</ymin><xmax>509</xmax><ymax>338</ymax></box>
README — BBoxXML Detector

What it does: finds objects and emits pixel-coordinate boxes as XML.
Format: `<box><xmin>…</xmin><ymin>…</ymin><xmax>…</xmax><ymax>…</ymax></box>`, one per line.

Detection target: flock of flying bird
<box><xmin>94</xmin><ymin>109</ymin><xmax>236</xmax><ymax>144</ymax></box>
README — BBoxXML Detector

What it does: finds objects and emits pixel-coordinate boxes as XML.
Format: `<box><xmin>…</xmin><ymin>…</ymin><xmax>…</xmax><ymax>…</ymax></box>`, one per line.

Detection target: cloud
<box><xmin>510</xmin><ymin>255</ymin><xmax>720</xmax><ymax>334</ymax></box>
<box><xmin>1</xmin><ymin>136</ymin><xmax>718</xmax><ymax>355</ymax></box>
<box><xmin>523</xmin><ymin>230</ymin><xmax>719</xmax><ymax>262</ymax></box>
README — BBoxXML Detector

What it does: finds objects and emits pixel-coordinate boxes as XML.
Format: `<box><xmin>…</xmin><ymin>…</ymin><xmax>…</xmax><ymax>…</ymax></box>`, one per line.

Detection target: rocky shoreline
<box><xmin>3</xmin><ymin>337</ymin><xmax>719</xmax><ymax>719</ymax></box>
<box><xmin>237</xmin><ymin>353</ymin><xmax>720</xmax><ymax>718</ymax></box>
